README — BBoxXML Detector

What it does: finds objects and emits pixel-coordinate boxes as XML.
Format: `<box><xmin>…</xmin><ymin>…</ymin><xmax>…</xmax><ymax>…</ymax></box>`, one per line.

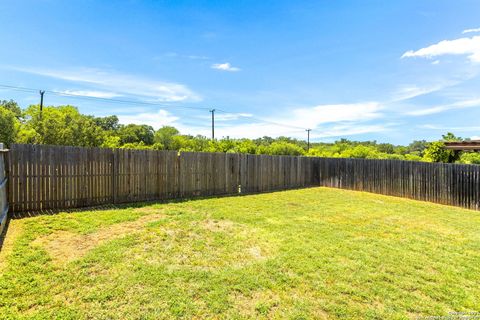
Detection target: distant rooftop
<box><xmin>444</xmin><ymin>140</ymin><xmax>480</xmax><ymax>151</ymax></box>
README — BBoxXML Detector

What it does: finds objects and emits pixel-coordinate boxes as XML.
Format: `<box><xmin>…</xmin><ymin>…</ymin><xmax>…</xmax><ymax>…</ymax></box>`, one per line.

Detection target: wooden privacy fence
<box><xmin>318</xmin><ymin>157</ymin><xmax>480</xmax><ymax>210</ymax></box>
<box><xmin>7</xmin><ymin>144</ymin><xmax>319</xmax><ymax>213</ymax></box>
<box><xmin>0</xmin><ymin>144</ymin><xmax>8</xmax><ymax>234</ymax></box>
<box><xmin>5</xmin><ymin>144</ymin><xmax>480</xmax><ymax>214</ymax></box>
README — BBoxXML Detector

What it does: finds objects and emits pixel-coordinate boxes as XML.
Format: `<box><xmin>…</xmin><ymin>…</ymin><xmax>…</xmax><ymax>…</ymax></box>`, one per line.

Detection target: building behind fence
<box><xmin>2</xmin><ymin>143</ymin><xmax>480</xmax><ymax>215</ymax></box>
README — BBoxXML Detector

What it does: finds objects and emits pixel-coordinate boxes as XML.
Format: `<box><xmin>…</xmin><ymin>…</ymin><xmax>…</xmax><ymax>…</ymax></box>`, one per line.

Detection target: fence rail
<box><xmin>7</xmin><ymin>144</ymin><xmax>319</xmax><ymax>213</ymax></box>
<box><xmin>318</xmin><ymin>157</ymin><xmax>480</xmax><ymax>210</ymax></box>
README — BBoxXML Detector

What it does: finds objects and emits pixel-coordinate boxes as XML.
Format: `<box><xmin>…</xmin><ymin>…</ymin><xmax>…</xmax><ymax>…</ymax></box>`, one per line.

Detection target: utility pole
<box><xmin>210</xmin><ymin>109</ymin><xmax>216</xmax><ymax>140</ymax></box>
<box><xmin>306</xmin><ymin>129</ymin><xmax>312</xmax><ymax>152</ymax></box>
<box><xmin>39</xmin><ymin>90</ymin><xmax>45</xmax><ymax>111</ymax></box>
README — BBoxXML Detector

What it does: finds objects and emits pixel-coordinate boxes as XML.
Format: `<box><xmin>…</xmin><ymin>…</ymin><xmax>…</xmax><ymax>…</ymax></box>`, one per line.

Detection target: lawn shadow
<box><xmin>9</xmin><ymin>186</ymin><xmax>318</xmax><ymax>220</ymax></box>
<box><xmin>0</xmin><ymin>216</ymin><xmax>10</xmax><ymax>252</ymax></box>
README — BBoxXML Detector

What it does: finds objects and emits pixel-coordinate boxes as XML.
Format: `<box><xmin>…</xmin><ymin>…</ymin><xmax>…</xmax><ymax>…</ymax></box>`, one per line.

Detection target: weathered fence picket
<box><xmin>317</xmin><ymin>157</ymin><xmax>480</xmax><ymax>211</ymax></box>
<box><xmin>5</xmin><ymin>144</ymin><xmax>480</xmax><ymax>214</ymax></box>
<box><xmin>7</xmin><ymin>144</ymin><xmax>320</xmax><ymax>213</ymax></box>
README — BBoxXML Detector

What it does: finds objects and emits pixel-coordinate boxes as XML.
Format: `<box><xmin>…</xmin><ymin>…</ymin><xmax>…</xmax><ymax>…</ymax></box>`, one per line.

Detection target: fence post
<box><xmin>112</xmin><ymin>148</ymin><xmax>117</xmax><ymax>204</ymax></box>
<box><xmin>0</xmin><ymin>143</ymin><xmax>8</xmax><ymax>236</ymax></box>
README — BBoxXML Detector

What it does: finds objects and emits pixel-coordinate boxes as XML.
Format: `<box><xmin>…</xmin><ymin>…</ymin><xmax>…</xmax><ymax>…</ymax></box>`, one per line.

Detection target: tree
<box><xmin>340</xmin><ymin>145</ymin><xmax>380</xmax><ymax>159</ymax></box>
<box><xmin>120</xmin><ymin>142</ymin><xmax>152</xmax><ymax>150</ymax></box>
<box><xmin>377</xmin><ymin>143</ymin><xmax>395</xmax><ymax>154</ymax></box>
<box><xmin>263</xmin><ymin>141</ymin><xmax>305</xmax><ymax>156</ymax></box>
<box><xmin>0</xmin><ymin>106</ymin><xmax>18</xmax><ymax>146</ymax></box>
<box><xmin>441</xmin><ymin>132</ymin><xmax>462</xmax><ymax>142</ymax></box>
<box><xmin>94</xmin><ymin>115</ymin><xmax>120</xmax><ymax>131</ymax></box>
<box><xmin>118</xmin><ymin>124</ymin><xmax>155</xmax><ymax>145</ymax></box>
<box><xmin>0</xmin><ymin>100</ymin><xmax>22</xmax><ymax>118</ymax></box>
<box><xmin>457</xmin><ymin>153</ymin><xmax>480</xmax><ymax>164</ymax></box>
<box><xmin>423</xmin><ymin>141</ymin><xmax>457</xmax><ymax>163</ymax></box>
<box><xmin>154</xmin><ymin>126</ymin><xmax>179</xmax><ymax>150</ymax></box>
<box><xmin>20</xmin><ymin>105</ymin><xmax>105</xmax><ymax>147</ymax></box>
<box><xmin>407</xmin><ymin>140</ymin><xmax>428</xmax><ymax>155</ymax></box>
<box><xmin>233</xmin><ymin>139</ymin><xmax>258</xmax><ymax>154</ymax></box>
<box><xmin>101</xmin><ymin>135</ymin><xmax>121</xmax><ymax>148</ymax></box>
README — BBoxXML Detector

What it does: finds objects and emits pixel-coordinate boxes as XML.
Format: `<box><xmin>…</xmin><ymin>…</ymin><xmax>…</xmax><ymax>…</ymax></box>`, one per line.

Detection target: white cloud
<box><xmin>406</xmin><ymin>98</ymin><xmax>480</xmax><ymax>116</ymax></box>
<box><xmin>109</xmin><ymin>101</ymin><xmax>390</xmax><ymax>141</ymax></box>
<box><xmin>117</xmin><ymin>109</ymin><xmax>179</xmax><ymax>129</ymax></box>
<box><xmin>10</xmin><ymin>66</ymin><xmax>201</xmax><ymax>102</ymax></box>
<box><xmin>210</xmin><ymin>102</ymin><xmax>385</xmax><ymax>139</ymax></box>
<box><xmin>462</xmin><ymin>28</ymin><xmax>480</xmax><ymax>34</ymax></box>
<box><xmin>312</xmin><ymin>124</ymin><xmax>389</xmax><ymax>139</ymax></box>
<box><xmin>59</xmin><ymin>90</ymin><xmax>121</xmax><ymax>99</ymax></box>
<box><xmin>401</xmin><ymin>35</ymin><xmax>480</xmax><ymax>63</ymax></box>
<box><xmin>392</xmin><ymin>84</ymin><xmax>449</xmax><ymax>102</ymax></box>
<box><xmin>287</xmin><ymin>102</ymin><xmax>383</xmax><ymax>129</ymax></box>
<box><xmin>210</xmin><ymin>122</ymin><xmax>388</xmax><ymax>140</ymax></box>
<box><xmin>211</xmin><ymin>63</ymin><xmax>241</xmax><ymax>72</ymax></box>
<box><xmin>419</xmin><ymin>124</ymin><xmax>480</xmax><ymax>132</ymax></box>
<box><xmin>214</xmin><ymin>113</ymin><xmax>252</xmax><ymax>121</ymax></box>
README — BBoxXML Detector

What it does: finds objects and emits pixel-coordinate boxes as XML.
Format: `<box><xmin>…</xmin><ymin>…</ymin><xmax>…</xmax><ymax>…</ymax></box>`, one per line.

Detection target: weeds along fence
<box><xmin>7</xmin><ymin>144</ymin><xmax>319</xmax><ymax>213</ymax></box>
<box><xmin>317</xmin><ymin>157</ymin><xmax>480</xmax><ymax>210</ymax></box>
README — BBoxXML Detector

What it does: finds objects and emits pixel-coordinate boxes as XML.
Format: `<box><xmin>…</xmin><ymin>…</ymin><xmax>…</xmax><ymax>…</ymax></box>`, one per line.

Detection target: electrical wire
<box><xmin>0</xmin><ymin>84</ymin><xmax>210</xmax><ymax>111</ymax></box>
<box><xmin>0</xmin><ymin>83</ymin><xmax>311</xmax><ymax>134</ymax></box>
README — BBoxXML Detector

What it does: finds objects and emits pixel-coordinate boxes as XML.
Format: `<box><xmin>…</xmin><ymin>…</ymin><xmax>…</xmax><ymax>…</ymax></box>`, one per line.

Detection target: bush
<box><xmin>263</xmin><ymin>141</ymin><xmax>305</xmax><ymax>156</ymax></box>
<box><xmin>423</xmin><ymin>141</ymin><xmax>457</xmax><ymax>163</ymax></box>
<box><xmin>340</xmin><ymin>145</ymin><xmax>380</xmax><ymax>159</ymax></box>
<box><xmin>457</xmin><ymin>153</ymin><xmax>480</xmax><ymax>164</ymax></box>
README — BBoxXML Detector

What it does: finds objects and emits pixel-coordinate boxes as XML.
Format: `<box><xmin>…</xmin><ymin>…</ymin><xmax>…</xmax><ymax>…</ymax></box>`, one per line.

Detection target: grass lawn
<box><xmin>1</xmin><ymin>187</ymin><xmax>480</xmax><ymax>319</ymax></box>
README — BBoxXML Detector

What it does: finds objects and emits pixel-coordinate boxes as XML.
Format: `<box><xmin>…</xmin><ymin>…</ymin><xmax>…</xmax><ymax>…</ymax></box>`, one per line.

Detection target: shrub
<box><xmin>457</xmin><ymin>152</ymin><xmax>480</xmax><ymax>164</ymax></box>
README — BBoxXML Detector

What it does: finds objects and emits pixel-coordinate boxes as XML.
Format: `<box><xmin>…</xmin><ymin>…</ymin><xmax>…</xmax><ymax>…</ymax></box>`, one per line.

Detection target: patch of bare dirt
<box><xmin>248</xmin><ymin>246</ymin><xmax>265</xmax><ymax>260</ymax></box>
<box><xmin>32</xmin><ymin>214</ymin><xmax>166</xmax><ymax>263</ymax></box>
<box><xmin>201</xmin><ymin>219</ymin><xmax>235</xmax><ymax>232</ymax></box>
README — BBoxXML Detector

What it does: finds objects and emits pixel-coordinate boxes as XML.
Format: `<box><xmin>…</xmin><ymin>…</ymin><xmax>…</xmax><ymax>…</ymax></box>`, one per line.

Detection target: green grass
<box><xmin>1</xmin><ymin>187</ymin><xmax>480</xmax><ymax>319</ymax></box>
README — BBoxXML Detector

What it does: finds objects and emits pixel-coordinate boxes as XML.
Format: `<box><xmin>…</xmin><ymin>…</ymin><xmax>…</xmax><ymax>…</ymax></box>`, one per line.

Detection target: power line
<box><xmin>1</xmin><ymin>83</ymin><xmax>314</xmax><ymax>138</ymax></box>
<box><xmin>0</xmin><ymin>84</ymin><xmax>210</xmax><ymax>111</ymax></box>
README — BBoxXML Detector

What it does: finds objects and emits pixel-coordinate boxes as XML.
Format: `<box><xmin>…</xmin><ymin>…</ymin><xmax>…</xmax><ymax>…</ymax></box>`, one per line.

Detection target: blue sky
<box><xmin>1</xmin><ymin>0</ymin><xmax>480</xmax><ymax>144</ymax></box>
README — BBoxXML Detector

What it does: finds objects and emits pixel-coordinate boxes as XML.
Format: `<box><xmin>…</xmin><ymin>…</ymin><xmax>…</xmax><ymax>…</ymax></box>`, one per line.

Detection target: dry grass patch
<box><xmin>32</xmin><ymin>213</ymin><xmax>166</xmax><ymax>263</ymax></box>
<box><xmin>200</xmin><ymin>218</ymin><xmax>235</xmax><ymax>232</ymax></box>
<box><xmin>124</xmin><ymin>218</ymin><xmax>276</xmax><ymax>271</ymax></box>
<box><xmin>2</xmin><ymin>187</ymin><xmax>480</xmax><ymax>319</ymax></box>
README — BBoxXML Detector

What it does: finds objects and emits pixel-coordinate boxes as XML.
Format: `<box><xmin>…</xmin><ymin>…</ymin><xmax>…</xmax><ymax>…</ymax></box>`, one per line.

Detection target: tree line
<box><xmin>1</xmin><ymin>100</ymin><xmax>479</xmax><ymax>164</ymax></box>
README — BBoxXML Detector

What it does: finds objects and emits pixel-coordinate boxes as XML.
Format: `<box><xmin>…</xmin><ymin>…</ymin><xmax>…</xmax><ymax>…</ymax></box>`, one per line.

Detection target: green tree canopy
<box><xmin>94</xmin><ymin>115</ymin><xmax>120</xmax><ymax>131</ymax></box>
<box><xmin>0</xmin><ymin>106</ymin><xmax>19</xmax><ymax>146</ymax></box>
<box><xmin>118</xmin><ymin>124</ymin><xmax>155</xmax><ymax>145</ymax></box>
<box><xmin>0</xmin><ymin>100</ymin><xmax>22</xmax><ymax>118</ymax></box>
<box><xmin>263</xmin><ymin>141</ymin><xmax>305</xmax><ymax>156</ymax></box>
<box><xmin>154</xmin><ymin>126</ymin><xmax>180</xmax><ymax>150</ymax></box>
<box><xmin>19</xmin><ymin>105</ymin><xmax>104</xmax><ymax>147</ymax></box>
